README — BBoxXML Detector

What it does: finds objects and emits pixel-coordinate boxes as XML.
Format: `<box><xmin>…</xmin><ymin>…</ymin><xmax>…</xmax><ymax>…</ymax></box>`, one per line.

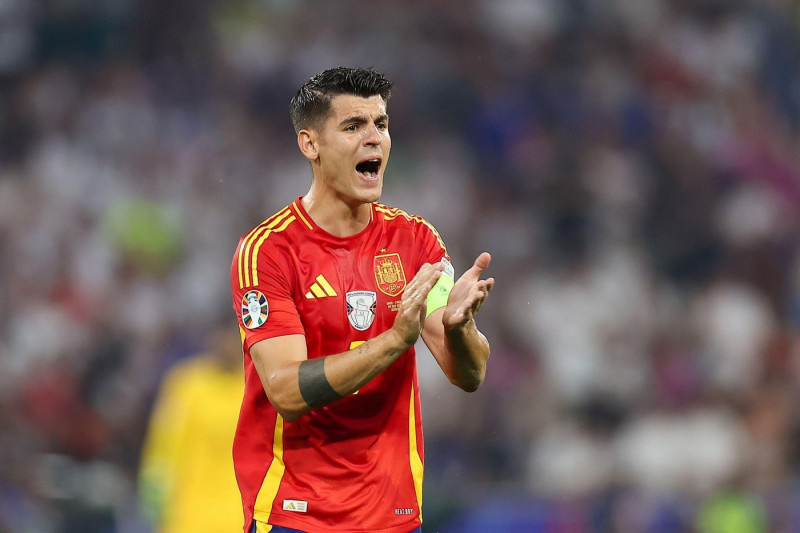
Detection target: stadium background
<box><xmin>2</xmin><ymin>0</ymin><xmax>800</xmax><ymax>531</ymax></box>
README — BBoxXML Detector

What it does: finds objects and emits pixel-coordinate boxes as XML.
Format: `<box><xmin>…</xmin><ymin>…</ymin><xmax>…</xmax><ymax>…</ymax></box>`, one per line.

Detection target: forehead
<box><xmin>327</xmin><ymin>94</ymin><xmax>387</xmax><ymax>121</ymax></box>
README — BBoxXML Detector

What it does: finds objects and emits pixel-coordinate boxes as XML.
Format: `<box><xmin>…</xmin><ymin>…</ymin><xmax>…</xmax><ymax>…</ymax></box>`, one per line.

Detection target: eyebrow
<box><xmin>339</xmin><ymin>114</ymin><xmax>389</xmax><ymax>127</ymax></box>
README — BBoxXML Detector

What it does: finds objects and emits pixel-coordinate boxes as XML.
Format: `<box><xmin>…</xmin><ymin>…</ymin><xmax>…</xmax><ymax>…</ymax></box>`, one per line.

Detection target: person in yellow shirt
<box><xmin>139</xmin><ymin>321</ymin><xmax>244</xmax><ymax>533</ymax></box>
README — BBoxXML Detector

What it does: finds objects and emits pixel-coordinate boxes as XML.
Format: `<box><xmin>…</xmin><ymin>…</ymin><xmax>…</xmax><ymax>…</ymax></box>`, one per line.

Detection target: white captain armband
<box><xmin>426</xmin><ymin>258</ymin><xmax>455</xmax><ymax>318</ymax></box>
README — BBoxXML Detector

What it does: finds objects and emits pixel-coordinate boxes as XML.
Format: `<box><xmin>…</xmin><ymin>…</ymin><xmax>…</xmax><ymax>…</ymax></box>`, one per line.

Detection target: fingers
<box><xmin>441</xmin><ymin>254</ymin><xmax>494</xmax><ymax>329</ymax></box>
<box><xmin>446</xmin><ymin>275</ymin><xmax>494</xmax><ymax>326</ymax></box>
<box><xmin>401</xmin><ymin>262</ymin><xmax>443</xmax><ymax>307</ymax></box>
<box><xmin>466</xmin><ymin>278</ymin><xmax>493</xmax><ymax>313</ymax></box>
<box><xmin>455</xmin><ymin>253</ymin><xmax>494</xmax><ymax>289</ymax></box>
<box><xmin>475</xmin><ymin>251</ymin><xmax>492</xmax><ymax>270</ymax></box>
<box><xmin>467</xmin><ymin>252</ymin><xmax>492</xmax><ymax>278</ymax></box>
<box><xmin>472</xmin><ymin>277</ymin><xmax>494</xmax><ymax>314</ymax></box>
<box><xmin>392</xmin><ymin>263</ymin><xmax>444</xmax><ymax>347</ymax></box>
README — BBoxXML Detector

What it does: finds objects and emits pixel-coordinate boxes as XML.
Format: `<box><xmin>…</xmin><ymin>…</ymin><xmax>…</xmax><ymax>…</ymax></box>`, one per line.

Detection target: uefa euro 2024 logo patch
<box><xmin>346</xmin><ymin>291</ymin><xmax>377</xmax><ymax>331</ymax></box>
<box><xmin>242</xmin><ymin>290</ymin><xmax>268</xmax><ymax>329</ymax></box>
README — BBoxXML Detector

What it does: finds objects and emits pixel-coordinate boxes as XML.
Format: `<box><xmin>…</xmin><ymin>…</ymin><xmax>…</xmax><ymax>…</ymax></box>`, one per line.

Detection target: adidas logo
<box><xmin>283</xmin><ymin>499</ymin><xmax>308</xmax><ymax>513</ymax></box>
<box><xmin>305</xmin><ymin>275</ymin><xmax>338</xmax><ymax>299</ymax></box>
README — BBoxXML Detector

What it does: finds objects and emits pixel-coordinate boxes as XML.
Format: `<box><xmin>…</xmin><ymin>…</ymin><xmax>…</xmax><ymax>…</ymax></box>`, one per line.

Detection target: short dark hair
<box><xmin>289</xmin><ymin>67</ymin><xmax>393</xmax><ymax>133</ymax></box>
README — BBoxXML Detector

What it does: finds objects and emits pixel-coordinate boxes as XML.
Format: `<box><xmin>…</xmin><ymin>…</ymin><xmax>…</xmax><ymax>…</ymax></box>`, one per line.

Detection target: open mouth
<box><xmin>355</xmin><ymin>158</ymin><xmax>381</xmax><ymax>179</ymax></box>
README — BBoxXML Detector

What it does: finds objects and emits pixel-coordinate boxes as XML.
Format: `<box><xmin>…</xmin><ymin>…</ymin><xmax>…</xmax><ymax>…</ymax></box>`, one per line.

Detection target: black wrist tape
<box><xmin>298</xmin><ymin>358</ymin><xmax>342</xmax><ymax>408</ymax></box>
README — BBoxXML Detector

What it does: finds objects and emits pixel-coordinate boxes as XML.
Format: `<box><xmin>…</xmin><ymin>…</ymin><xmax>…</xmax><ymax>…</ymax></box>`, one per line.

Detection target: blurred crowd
<box><xmin>2</xmin><ymin>0</ymin><xmax>800</xmax><ymax>531</ymax></box>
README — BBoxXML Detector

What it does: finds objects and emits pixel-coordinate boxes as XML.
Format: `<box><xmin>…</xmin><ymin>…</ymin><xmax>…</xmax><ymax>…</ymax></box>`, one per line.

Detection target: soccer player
<box><xmin>230</xmin><ymin>67</ymin><xmax>494</xmax><ymax>533</ymax></box>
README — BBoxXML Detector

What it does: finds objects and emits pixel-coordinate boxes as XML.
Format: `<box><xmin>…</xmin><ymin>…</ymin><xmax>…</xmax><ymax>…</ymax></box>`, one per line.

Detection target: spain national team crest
<box><xmin>374</xmin><ymin>253</ymin><xmax>406</xmax><ymax>297</ymax></box>
<box><xmin>242</xmin><ymin>290</ymin><xmax>268</xmax><ymax>329</ymax></box>
<box><xmin>346</xmin><ymin>291</ymin><xmax>377</xmax><ymax>331</ymax></box>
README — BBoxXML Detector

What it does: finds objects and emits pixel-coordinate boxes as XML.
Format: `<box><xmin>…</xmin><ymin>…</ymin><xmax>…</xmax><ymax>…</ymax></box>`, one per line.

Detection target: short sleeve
<box><xmin>416</xmin><ymin>218</ymin><xmax>450</xmax><ymax>269</ymax></box>
<box><xmin>231</xmin><ymin>238</ymin><xmax>304</xmax><ymax>354</ymax></box>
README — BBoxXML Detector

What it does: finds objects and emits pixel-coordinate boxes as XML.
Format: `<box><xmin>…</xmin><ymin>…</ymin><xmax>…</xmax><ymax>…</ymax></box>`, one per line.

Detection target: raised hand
<box><xmin>391</xmin><ymin>262</ymin><xmax>445</xmax><ymax>348</ymax></box>
<box><xmin>442</xmin><ymin>252</ymin><xmax>494</xmax><ymax>331</ymax></box>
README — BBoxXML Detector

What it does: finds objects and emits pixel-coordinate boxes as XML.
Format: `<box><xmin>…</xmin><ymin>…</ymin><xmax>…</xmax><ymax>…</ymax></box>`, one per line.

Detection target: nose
<box><xmin>363</xmin><ymin>123</ymin><xmax>382</xmax><ymax>145</ymax></box>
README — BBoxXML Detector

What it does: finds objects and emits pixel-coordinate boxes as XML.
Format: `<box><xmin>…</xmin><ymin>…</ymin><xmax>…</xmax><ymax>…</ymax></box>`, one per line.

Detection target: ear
<box><xmin>297</xmin><ymin>129</ymin><xmax>319</xmax><ymax>162</ymax></box>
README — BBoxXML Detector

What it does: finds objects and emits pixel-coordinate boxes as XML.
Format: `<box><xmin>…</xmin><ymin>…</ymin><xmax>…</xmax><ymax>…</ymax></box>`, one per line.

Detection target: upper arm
<box><xmin>250</xmin><ymin>334</ymin><xmax>308</xmax><ymax>413</ymax></box>
<box><xmin>416</xmin><ymin>218</ymin><xmax>453</xmax><ymax>376</ymax></box>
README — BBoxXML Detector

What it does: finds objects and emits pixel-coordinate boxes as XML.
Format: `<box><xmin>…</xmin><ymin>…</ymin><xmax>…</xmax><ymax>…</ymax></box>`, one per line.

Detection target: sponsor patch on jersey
<box><xmin>374</xmin><ymin>253</ymin><xmax>406</xmax><ymax>297</ymax></box>
<box><xmin>283</xmin><ymin>499</ymin><xmax>308</xmax><ymax>513</ymax></box>
<box><xmin>241</xmin><ymin>290</ymin><xmax>268</xmax><ymax>329</ymax></box>
<box><xmin>346</xmin><ymin>291</ymin><xmax>377</xmax><ymax>331</ymax></box>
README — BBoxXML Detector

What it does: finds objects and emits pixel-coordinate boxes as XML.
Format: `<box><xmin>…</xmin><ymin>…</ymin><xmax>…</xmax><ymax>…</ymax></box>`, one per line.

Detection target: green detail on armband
<box><xmin>426</xmin><ymin>269</ymin><xmax>454</xmax><ymax>318</ymax></box>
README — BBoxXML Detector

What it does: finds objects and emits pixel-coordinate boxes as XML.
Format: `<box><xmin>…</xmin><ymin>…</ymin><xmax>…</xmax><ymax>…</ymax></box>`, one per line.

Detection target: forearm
<box><xmin>443</xmin><ymin>318</ymin><xmax>490</xmax><ymax>392</ymax></box>
<box><xmin>320</xmin><ymin>330</ymin><xmax>409</xmax><ymax>399</ymax></box>
<box><xmin>259</xmin><ymin>330</ymin><xmax>409</xmax><ymax>422</ymax></box>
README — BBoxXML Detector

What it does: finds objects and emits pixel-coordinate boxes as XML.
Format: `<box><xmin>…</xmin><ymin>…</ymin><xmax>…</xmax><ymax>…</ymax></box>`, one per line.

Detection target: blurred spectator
<box><xmin>138</xmin><ymin>320</ymin><xmax>244</xmax><ymax>533</ymax></box>
<box><xmin>696</xmin><ymin>491</ymin><xmax>768</xmax><ymax>533</ymax></box>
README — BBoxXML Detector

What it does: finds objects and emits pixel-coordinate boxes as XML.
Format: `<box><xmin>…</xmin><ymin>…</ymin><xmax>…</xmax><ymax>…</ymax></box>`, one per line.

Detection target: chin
<box><xmin>342</xmin><ymin>189</ymin><xmax>381</xmax><ymax>207</ymax></box>
<box><xmin>362</xmin><ymin>189</ymin><xmax>383</xmax><ymax>204</ymax></box>
<box><xmin>367</xmin><ymin>182</ymin><xmax>384</xmax><ymax>202</ymax></box>
<box><xmin>357</xmin><ymin>180</ymin><xmax>383</xmax><ymax>203</ymax></box>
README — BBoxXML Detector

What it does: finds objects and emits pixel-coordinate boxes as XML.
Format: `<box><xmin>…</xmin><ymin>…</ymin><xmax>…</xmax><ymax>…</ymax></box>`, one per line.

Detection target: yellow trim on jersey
<box><xmin>374</xmin><ymin>204</ymin><xmax>447</xmax><ymax>254</ymax></box>
<box><xmin>241</xmin><ymin>324</ymin><xmax>274</xmax><ymax>532</ymax></box>
<box><xmin>239</xmin><ymin>211</ymin><xmax>297</xmax><ymax>289</ymax></box>
<box><xmin>247</xmin><ymin>215</ymin><xmax>296</xmax><ymax>287</ymax></box>
<box><xmin>238</xmin><ymin>208</ymin><xmax>292</xmax><ymax>288</ymax></box>
<box><xmin>253</xmin><ymin>416</ymin><xmax>286</xmax><ymax>524</ymax></box>
<box><xmin>238</xmin><ymin>208</ymin><xmax>291</xmax><ymax>287</ymax></box>
<box><xmin>238</xmin><ymin>324</ymin><xmax>248</xmax><ymax>374</ymax></box>
<box><xmin>254</xmin><ymin>521</ymin><xmax>273</xmax><ymax>532</ymax></box>
<box><xmin>292</xmin><ymin>200</ymin><xmax>314</xmax><ymax>230</ymax></box>
<box><xmin>409</xmin><ymin>385</ymin><xmax>424</xmax><ymax>520</ymax></box>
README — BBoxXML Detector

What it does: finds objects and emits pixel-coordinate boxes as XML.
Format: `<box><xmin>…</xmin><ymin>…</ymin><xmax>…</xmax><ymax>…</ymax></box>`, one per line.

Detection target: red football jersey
<box><xmin>231</xmin><ymin>198</ymin><xmax>449</xmax><ymax>533</ymax></box>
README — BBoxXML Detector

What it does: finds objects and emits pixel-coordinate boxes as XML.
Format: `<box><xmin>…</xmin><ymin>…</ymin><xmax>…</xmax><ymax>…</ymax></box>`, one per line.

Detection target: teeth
<box><xmin>356</xmin><ymin>159</ymin><xmax>380</xmax><ymax>178</ymax></box>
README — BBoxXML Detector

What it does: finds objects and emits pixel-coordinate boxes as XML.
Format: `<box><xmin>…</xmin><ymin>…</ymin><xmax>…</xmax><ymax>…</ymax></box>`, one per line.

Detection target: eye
<box><xmin>376</xmin><ymin>121</ymin><xmax>388</xmax><ymax>131</ymax></box>
<box><xmin>344</xmin><ymin>124</ymin><xmax>358</xmax><ymax>132</ymax></box>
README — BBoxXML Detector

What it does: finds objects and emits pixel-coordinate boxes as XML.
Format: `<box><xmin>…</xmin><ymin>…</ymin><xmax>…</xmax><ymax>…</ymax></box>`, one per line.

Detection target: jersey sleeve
<box><xmin>231</xmin><ymin>237</ymin><xmax>304</xmax><ymax>353</ymax></box>
<box><xmin>416</xmin><ymin>217</ymin><xmax>450</xmax><ymax>267</ymax></box>
<box><xmin>415</xmin><ymin>218</ymin><xmax>455</xmax><ymax>317</ymax></box>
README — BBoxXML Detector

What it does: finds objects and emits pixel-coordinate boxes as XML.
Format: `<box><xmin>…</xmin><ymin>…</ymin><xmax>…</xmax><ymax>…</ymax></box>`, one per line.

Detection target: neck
<box><xmin>301</xmin><ymin>188</ymin><xmax>372</xmax><ymax>237</ymax></box>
